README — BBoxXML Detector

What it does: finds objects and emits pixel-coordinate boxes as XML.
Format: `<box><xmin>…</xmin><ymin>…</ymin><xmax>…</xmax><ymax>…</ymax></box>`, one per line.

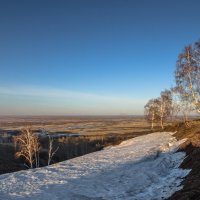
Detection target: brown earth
<box><xmin>165</xmin><ymin>119</ymin><xmax>200</xmax><ymax>200</ymax></box>
<box><xmin>0</xmin><ymin>115</ymin><xmax>150</xmax><ymax>136</ymax></box>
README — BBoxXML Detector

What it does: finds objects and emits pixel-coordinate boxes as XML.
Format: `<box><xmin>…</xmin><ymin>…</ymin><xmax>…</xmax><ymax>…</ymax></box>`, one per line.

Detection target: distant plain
<box><xmin>0</xmin><ymin>115</ymin><xmax>150</xmax><ymax>136</ymax></box>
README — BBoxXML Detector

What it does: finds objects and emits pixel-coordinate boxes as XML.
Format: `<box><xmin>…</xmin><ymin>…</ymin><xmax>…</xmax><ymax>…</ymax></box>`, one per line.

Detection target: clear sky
<box><xmin>0</xmin><ymin>0</ymin><xmax>200</xmax><ymax>115</ymax></box>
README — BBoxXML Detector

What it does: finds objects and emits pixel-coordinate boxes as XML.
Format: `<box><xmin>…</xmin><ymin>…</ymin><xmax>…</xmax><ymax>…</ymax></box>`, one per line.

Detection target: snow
<box><xmin>0</xmin><ymin>132</ymin><xmax>190</xmax><ymax>200</ymax></box>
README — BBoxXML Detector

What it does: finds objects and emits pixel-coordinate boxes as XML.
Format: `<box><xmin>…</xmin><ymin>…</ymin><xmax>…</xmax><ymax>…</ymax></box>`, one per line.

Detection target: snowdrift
<box><xmin>0</xmin><ymin>132</ymin><xmax>190</xmax><ymax>200</ymax></box>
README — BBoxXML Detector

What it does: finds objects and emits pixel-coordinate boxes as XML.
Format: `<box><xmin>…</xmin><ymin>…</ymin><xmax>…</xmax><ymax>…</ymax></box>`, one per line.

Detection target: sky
<box><xmin>0</xmin><ymin>0</ymin><xmax>200</xmax><ymax>115</ymax></box>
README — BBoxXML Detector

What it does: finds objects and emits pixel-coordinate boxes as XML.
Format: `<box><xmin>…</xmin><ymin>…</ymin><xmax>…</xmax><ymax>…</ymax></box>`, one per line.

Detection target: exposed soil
<box><xmin>165</xmin><ymin>119</ymin><xmax>200</xmax><ymax>200</ymax></box>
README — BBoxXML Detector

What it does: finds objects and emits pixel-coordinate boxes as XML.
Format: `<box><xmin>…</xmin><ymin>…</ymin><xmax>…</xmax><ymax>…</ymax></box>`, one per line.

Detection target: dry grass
<box><xmin>0</xmin><ymin>116</ymin><xmax>150</xmax><ymax>136</ymax></box>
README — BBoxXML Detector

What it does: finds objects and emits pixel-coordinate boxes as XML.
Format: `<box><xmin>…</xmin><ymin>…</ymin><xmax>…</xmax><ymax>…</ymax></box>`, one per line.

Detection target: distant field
<box><xmin>0</xmin><ymin>115</ymin><xmax>150</xmax><ymax>136</ymax></box>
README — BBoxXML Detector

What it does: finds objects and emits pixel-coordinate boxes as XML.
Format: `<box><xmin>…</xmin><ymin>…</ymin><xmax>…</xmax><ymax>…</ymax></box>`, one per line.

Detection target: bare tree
<box><xmin>144</xmin><ymin>99</ymin><xmax>159</xmax><ymax>129</ymax></box>
<box><xmin>175</xmin><ymin>42</ymin><xmax>200</xmax><ymax>113</ymax></box>
<box><xmin>180</xmin><ymin>98</ymin><xmax>194</xmax><ymax>124</ymax></box>
<box><xmin>47</xmin><ymin>135</ymin><xmax>59</xmax><ymax>166</ymax></box>
<box><xmin>170</xmin><ymin>87</ymin><xmax>181</xmax><ymax>121</ymax></box>
<box><xmin>156</xmin><ymin>90</ymin><xmax>173</xmax><ymax>129</ymax></box>
<box><xmin>170</xmin><ymin>101</ymin><xmax>181</xmax><ymax>121</ymax></box>
<box><xmin>14</xmin><ymin>128</ymin><xmax>40</xmax><ymax>168</ymax></box>
<box><xmin>171</xmin><ymin>86</ymin><xmax>195</xmax><ymax>125</ymax></box>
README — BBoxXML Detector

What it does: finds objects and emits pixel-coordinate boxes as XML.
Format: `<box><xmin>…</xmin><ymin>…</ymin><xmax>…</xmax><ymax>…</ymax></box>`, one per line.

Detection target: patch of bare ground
<box><xmin>165</xmin><ymin>119</ymin><xmax>200</xmax><ymax>200</ymax></box>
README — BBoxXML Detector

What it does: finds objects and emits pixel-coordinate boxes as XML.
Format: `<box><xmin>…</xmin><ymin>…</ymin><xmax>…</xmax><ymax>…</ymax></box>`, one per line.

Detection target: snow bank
<box><xmin>0</xmin><ymin>132</ymin><xmax>190</xmax><ymax>200</ymax></box>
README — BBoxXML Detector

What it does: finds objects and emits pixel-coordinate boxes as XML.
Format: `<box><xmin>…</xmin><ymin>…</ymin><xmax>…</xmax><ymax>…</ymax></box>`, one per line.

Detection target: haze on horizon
<box><xmin>0</xmin><ymin>0</ymin><xmax>200</xmax><ymax>115</ymax></box>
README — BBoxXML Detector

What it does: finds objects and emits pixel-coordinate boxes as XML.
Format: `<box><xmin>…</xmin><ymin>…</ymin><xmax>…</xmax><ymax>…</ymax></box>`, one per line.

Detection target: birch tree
<box><xmin>175</xmin><ymin>42</ymin><xmax>200</xmax><ymax>113</ymax></box>
<box><xmin>180</xmin><ymin>98</ymin><xmax>193</xmax><ymax>124</ymax></box>
<box><xmin>170</xmin><ymin>87</ymin><xmax>181</xmax><ymax>121</ymax></box>
<box><xmin>47</xmin><ymin>135</ymin><xmax>59</xmax><ymax>166</ymax></box>
<box><xmin>157</xmin><ymin>90</ymin><xmax>172</xmax><ymax>129</ymax></box>
<box><xmin>144</xmin><ymin>99</ymin><xmax>159</xmax><ymax>129</ymax></box>
<box><xmin>14</xmin><ymin>128</ymin><xmax>40</xmax><ymax>168</ymax></box>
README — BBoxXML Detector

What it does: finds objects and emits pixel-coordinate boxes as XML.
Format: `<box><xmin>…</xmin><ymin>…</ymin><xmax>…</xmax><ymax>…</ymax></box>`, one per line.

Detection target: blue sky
<box><xmin>0</xmin><ymin>0</ymin><xmax>200</xmax><ymax>115</ymax></box>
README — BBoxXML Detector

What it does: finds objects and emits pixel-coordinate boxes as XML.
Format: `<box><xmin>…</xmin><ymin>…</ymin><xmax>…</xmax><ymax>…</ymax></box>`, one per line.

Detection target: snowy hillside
<box><xmin>0</xmin><ymin>132</ymin><xmax>190</xmax><ymax>200</ymax></box>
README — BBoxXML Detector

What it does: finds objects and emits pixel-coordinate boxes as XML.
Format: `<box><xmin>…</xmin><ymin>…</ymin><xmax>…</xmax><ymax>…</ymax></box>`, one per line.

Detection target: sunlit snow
<box><xmin>0</xmin><ymin>132</ymin><xmax>190</xmax><ymax>200</ymax></box>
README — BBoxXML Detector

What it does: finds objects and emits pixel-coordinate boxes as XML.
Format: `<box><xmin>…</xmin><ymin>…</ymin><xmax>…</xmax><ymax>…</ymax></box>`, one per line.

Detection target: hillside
<box><xmin>166</xmin><ymin>120</ymin><xmax>200</xmax><ymax>200</ymax></box>
<box><xmin>0</xmin><ymin>132</ymin><xmax>189</xmax><ymax>200</ymax></box>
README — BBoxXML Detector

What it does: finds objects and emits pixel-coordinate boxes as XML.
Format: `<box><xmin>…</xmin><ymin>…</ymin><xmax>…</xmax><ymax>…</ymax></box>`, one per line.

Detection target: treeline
<box><xmin>144</xmin><ymin>39</ymin><xmax>200</xmax><ymax>129</ymax></box>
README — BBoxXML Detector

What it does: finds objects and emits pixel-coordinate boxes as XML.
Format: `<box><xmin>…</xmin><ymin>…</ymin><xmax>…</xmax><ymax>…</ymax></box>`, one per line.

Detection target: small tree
<box><xmin>47</xmin><ymin>135</ymin><xmax>59</xmax><ymax>166</ymax></box>
<box><xmin>14</xmin><ymin>128</ymin><xmax>40</xmax><ymax>168</ymax></box>
<box><xmin>144</xmin><ymin>99</ymin><xmax>159</xmax><ymax>129</ymax></box>
<box><xmin>170</xmin><ymin>87</ymin><xmax>181</xmax><ymax>121</ymax></box>
<box><xmin>157</xmin><ymin>90</ymin><xmax>173</xmax><ymax>129</ymax></box>
<box><xmin>172</xmin><ymin>86</ymin><xmax>194</xmax><ymax>124</ymax></box>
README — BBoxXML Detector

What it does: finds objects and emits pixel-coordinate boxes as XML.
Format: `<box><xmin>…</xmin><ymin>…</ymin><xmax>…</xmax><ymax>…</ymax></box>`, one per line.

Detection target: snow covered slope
<box><xmin>0</xmin><ymin>132</ymin><xmax>190</xmax><ymax>200</ymax></box>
